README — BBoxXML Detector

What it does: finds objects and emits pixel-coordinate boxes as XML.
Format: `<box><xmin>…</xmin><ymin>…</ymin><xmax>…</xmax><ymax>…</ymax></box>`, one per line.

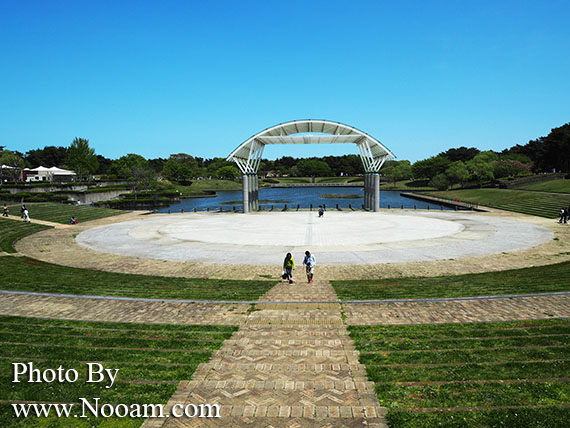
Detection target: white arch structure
<box><xmin>227</xmin><ymin>119</ymin><xmax>395</xmax><ymax>213</ymax></box>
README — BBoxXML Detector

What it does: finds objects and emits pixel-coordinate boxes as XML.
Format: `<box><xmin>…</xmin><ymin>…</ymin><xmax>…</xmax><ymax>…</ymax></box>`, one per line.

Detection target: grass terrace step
<box><xmin>350</xmin><ymin>318</ymin><xmax>570</xmax><ymax>427</ymax></box>
<box><xmin>7</xmin><ymin>202</ymin><xmax>128</xmax><ymax>224</ymax></box>
<box><xmin>0</xmin><ymin>218</ymin><xmax>52</xmax><ymax>253</ymax></box>
<box><xmin>331</xmin><ymin>260</ymin><xmax>570</xmax><ymax>300</ymax></box>
<box><xmin>0</xmin><ymin>316</ymin><xmax>235</xmax><ymax>427</ymax></box>
<box><xmin>424</xmin><ymin>189</ymin><xmax>570</xmax><ymax>218</ymax></box>
<box><xmin>0</xmin><ymin>256</ymin><xmax>275</xmax><ymax>300</ymax></box>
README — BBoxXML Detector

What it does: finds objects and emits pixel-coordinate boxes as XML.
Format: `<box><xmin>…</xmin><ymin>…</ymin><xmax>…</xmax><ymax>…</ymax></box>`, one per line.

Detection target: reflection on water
<box><xmin>157</xmin><ymin>187</ymin><xmax>451</xmax><ymax>212</ymax></box>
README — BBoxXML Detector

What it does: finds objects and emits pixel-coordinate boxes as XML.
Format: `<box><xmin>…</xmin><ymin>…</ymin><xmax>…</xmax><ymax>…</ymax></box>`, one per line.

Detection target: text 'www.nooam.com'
<box><xmin>12</xmin><ymin>399</ymin><xmax>221</xmax><ymax>419</ymax></box>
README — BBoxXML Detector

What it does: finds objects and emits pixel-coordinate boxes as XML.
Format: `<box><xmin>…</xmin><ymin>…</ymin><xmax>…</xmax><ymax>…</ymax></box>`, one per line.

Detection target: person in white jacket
<box><xmin>302</xmin><ymin>250</ymin><xmax>316</xmax><ymax>283</ymax></box>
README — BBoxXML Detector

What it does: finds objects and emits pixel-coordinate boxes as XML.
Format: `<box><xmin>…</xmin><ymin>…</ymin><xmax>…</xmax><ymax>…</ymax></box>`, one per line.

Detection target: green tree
<box><xmin>296</xmin><ymin>159</ymin><xmax>332</xmax><ymax>177</ymax></box>
<box><xmin>444</xmin><ymin>161</ymin><xmax>468</xmax><ymax>188</ymax></box>
<box><xmin>25</xmin><ymin>146</ymin><xmax>68</xmax><ymax>168</ymax></box>
<box><xmin>412</xmin><ymin>156</ymin><xmax>450</xmax><ymax>180</ymax></box>
<box><xmin>439</xmin><ymin>146</ymin><xmax>480</xmax><ymax>162</ymax></box>
<box><xmin>65</xmin><ymin>138</ymin><xmax>99</xmax><ymax>180</ymax></box>
<box><xmin>429</xmin><ymin>173</ymin><xmax>450</xmax><ymax>190</ymax></box>
<box><xmin>215</xmin><ymin>165</ymin><xmax>240</xmax><ymax>180</ymax></box>
<box><xmin>382</xmin><ymin>160</ymin><xmax>413</xmax><ymax>187</ymax></box>
<box><xmin>0</xmin><ymin>150</ymin><xmax>25</xmax><ymax>181</ymax></box>
<box><xmin>205</xmin><ymin>158</ymin><xmax>235</xmax><ymax>177</ymax></box>
<box><xmin>467</xmin><ymin>151</ymin><xmax>498</xmax><ymax>186</ymax></box>
<box><xmin>110</xmin><ymin>154</ymin><xmax>149</xmax><ymax>179</ymax></box>
<box><xmin>110</xmin><ymin>154</ymin><xmax>155</xmax><ymax>197</ymax></box>
<box><xmin>161</xmin><ymin>159</ymin><xmax>195</xmax><ymax>182</ymax></box>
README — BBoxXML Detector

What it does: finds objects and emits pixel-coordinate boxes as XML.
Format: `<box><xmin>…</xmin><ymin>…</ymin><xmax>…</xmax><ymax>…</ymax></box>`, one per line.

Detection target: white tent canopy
<box><xmin>25</xmin><ymin>166</ymin><xmax>76</xmax><ymax>175</ymax></box>
<box><xmin>227</xmin><ymin>119</ymin><xmax>395</xmax><ymax>174</ymax></box>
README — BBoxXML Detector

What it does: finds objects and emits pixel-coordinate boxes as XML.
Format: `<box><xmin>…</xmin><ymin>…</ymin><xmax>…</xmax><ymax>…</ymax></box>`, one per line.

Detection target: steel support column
<box><xmin>373</xmin><ymin>172</ymin><xmax>380</xmax><ymax>212</ymax></box>
<box><xmin>242</xmin><ymin>174</ymin><xmax>249</xmax><ymax>213</ymax></box>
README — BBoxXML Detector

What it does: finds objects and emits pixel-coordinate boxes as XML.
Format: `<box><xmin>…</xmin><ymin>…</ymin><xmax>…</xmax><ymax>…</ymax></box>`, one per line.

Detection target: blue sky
<box><xmin>1</xmin><ymin>0</ymin><xmax>569</xmax><ymax>162</ymax></box>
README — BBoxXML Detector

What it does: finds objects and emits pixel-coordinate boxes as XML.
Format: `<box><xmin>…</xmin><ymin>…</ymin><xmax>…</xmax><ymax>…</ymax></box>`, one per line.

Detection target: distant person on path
<box><xmin>282</xmin><ymin>252</ymin><xmax>295</xmax><ymax>284</ymax></box>
<box><xmin>23</xmin><ymin>208</ymin><xmax>30</xmax><ymax>223</ymax></box>
<box><xmin>70</xmin><ymin>216</ymin><xmax>78</xmax><ymax>224</ymax></box>
<box><xmin>564</xmin><ymin>207</ymin><xmax>569</xmax><ymax>224</ymax></box>
<box><xmin>560</xmin><ymin>208</ymin><xmax>566</xmax><ymax>223</ymax></box>
<box><xmin>303</xmin><ymin>250</ymin><xmax>316</xmax><ymax>283</ymax></box>
<box><xmin>318</xmin><ymin>206</ymin><xmax>324</xmax><ymax>218</ymax></box>
<box><xmin>21</xmin><ymin>204</ymin><xmax>26</xmax><ymax>219</ymax></box>
<box><xmin>2</xmin><ymin>204</ymin><xmax>8</xmax><ymax>217</ymax></box>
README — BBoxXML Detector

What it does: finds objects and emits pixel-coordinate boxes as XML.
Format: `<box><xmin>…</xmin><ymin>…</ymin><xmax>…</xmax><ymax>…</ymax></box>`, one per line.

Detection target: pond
<box><xmin>157</xmin><ymin>187</ymin><xmax>452</xmax><ymax>212</ymax></box>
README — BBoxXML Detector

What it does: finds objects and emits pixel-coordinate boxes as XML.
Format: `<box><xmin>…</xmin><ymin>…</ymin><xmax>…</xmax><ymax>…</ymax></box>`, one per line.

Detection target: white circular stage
<box><xmin>76</xmin><ymin>211</ymin><xmax>553</xmax><ymax>266</ymax></box>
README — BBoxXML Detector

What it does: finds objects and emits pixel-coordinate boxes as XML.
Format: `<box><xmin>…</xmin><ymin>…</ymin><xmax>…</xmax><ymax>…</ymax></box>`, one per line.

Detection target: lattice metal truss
<box><xmin>227</xmin><ymin>119</ymin><xmax>395</xmax><ymax>174</ymax></box>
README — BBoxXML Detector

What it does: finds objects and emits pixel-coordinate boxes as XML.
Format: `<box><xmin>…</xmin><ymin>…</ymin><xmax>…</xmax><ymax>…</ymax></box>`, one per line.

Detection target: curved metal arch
<box><xmin>227</xmin><ymin>119</ymin><xmax>395</xmax><ymax>174</ymax></box>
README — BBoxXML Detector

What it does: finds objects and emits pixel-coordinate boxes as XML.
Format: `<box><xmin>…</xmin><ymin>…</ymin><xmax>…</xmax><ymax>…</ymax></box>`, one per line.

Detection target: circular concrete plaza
<box><xmin>75</xmin><ymin>211</ymin><xmax>553</xmax><ymax>266</ymax></box>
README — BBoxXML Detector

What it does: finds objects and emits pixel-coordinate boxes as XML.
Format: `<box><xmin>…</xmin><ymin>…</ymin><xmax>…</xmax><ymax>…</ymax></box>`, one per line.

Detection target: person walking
<box><xmin>2</xmin><ymin>204</ymin><xmax>8</xmax><ymax>217</ymax></box>
<box><xmin>560</xmin><ymin>208</ymin><xmax>566</xmax><ymax>223</ymax></box>
<box><xmin>21</xmin><ymin>204</ymin><xmax>26</xmax><ymax>219</ymax></box>
<box><xmin>23</xmin><ymin>208</ymin><xmax>31</xmax><ymax>223</ymax></box>
<box><xmin>303</xmin><ymin>250</ymin><xmax>316</xmax><ymax>283</ymax></box>
<box><xmin>283</xmin><ymin>252</ymin><xmax>295</xmax><ymax>284</ymax></box>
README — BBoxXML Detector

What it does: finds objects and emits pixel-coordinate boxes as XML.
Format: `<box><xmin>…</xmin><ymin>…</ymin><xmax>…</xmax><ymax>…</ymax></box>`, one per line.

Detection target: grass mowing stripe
<box><xmin>333</xmin><ymin>260</ymin><xmax>570</xmax><ymax>300</ymax></box>
<box><xmin>350</xmin><ymin>325</ymin><xmax>570</xmax><ymax>339</ymax></box>
<box><xmin>0</xmin><ymin>356</ymin><xmax>201</xmax><ymax>368</ymax></box>
<box><xmin>360</xmin><ymin>345</ymin><xmax>570</xmax><ymax>365</ymax></box>
<box><xmin>0</xmin><ymin>343</ymin><xmax>212</xmax><ymax>364</ymax></box>
<box><xmin>0</xmin><ymin>331</ymin><xmax>224</xmax><ymax>349</ymax></box>
<box><xmin>365</xmin><ymin>360</ymin><xmax>570</xmax><ymax>383</ymax></box>
<box><xmin>387</xmin><ymin>406</ymin><xmax>570</xmax><ymax>428</ymax></box>
<box><xmin>374</xmin><ymin>381</ymin><xmax>570</xmax><ymax>408</ymax></box>
<box><xmin>391</xmin><ymin>378</ymin><xmax>570</xmax><ymax>386</ymax></box>
<box><xmin>347</xmin><ymin>318</ymin><xmax>569</xmax><ymax>333</ymax></box>
<box><xmin>0</xmin><ymin>321</ymin><xmax>234</xmax><ymax>336</ymax></box>
<box><xmin>0</xmin><ymin>340</ymin><xmax>219</xmax><ymax>353</ymax></box>
<box><xmin>0</xmin><ymin>329</ymin><xmax>231</xmax><ymax>343</ymax></box>
<box><xmin>357</xmin><ymin>334</ymin><xmax>570</xmax><ymax>351</ymax></box>
<box><xmin>0</xmin><ymin>316</ymin><xmax>238</xmax><ymax>332</ymax></box>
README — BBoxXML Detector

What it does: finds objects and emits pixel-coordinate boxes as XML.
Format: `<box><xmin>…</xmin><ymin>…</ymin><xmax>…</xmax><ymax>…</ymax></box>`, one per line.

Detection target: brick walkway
<box><xmin>344</xmin><ymin>294</ymin><xmax>570</xmax><ymax>325</ymax></box>
<box><xmin>0</xmin><ymin>293</ymin><xmax>247</xmax><ymax>325</ymax></box>
<box><xmin>140</xmin><ymin>279</ymin><xmax>387</xmax><ymax>427</ymax></box>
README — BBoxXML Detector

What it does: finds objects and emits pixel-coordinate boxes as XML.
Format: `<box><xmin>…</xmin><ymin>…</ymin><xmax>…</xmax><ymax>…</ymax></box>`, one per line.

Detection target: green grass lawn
<box><xmin>0</xmin><ymin>218</ymin><xmax>52</xmax><ymax>253</ymax></box>
<box><xmin>0</xmin><ymin>315</ymin><xmax>235</xmax><ymax>427</ymax></box>
<box><xmin>423</xmin><ymin>189</ymin><xmax>570</xmax><ymax>218</ymax></box>
<box><xmin>0</xmin><ymin>256</ymin><xmax>275</xmax><ymax>301</ymax></box>
<box><xmin>332</xmin><ymin>260</ymin><xmax>570</xmax><ymax>300</ymax></box>
<box><xmin>381</xmin><ymin>180</ymin><xmax>436</xmax><ymax>191</ymax></box>
<box><xmin>173</xmin><ymin>180</ymin><xmax>242</xmax><ymax>197</ymax></box>
<box><xmin>511</xmin><ymin>179</ymin><xmax>570</xmax><ymax>194</ymax></box>
<box><xmin>349</xmin><ymin>318</ymin><xmax>570</xmax><ymax>428</ymax></box>
<box><xmin>7</xmin><ymin>203</ymin><xmax>128</xmax><ymax>224</ymax></box>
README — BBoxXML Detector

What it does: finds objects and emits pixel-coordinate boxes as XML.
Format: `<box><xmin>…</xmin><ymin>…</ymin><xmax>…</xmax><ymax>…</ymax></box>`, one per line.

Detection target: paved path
<box><xmin>3</xmin><ymin>214</ymin><xmax>64</xmax><ymax>227</ymax></box>
<box><xmin>142</xmin><ymin>280</ymin><xmax>387</xmax><ymax>428</ymax></box>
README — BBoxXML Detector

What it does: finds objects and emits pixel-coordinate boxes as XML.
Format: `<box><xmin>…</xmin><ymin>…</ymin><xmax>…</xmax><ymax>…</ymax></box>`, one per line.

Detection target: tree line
<box><xmin>1</xmin><ymin>122</ymin><xmax>568</xmax><ymax>187</ymax></box>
